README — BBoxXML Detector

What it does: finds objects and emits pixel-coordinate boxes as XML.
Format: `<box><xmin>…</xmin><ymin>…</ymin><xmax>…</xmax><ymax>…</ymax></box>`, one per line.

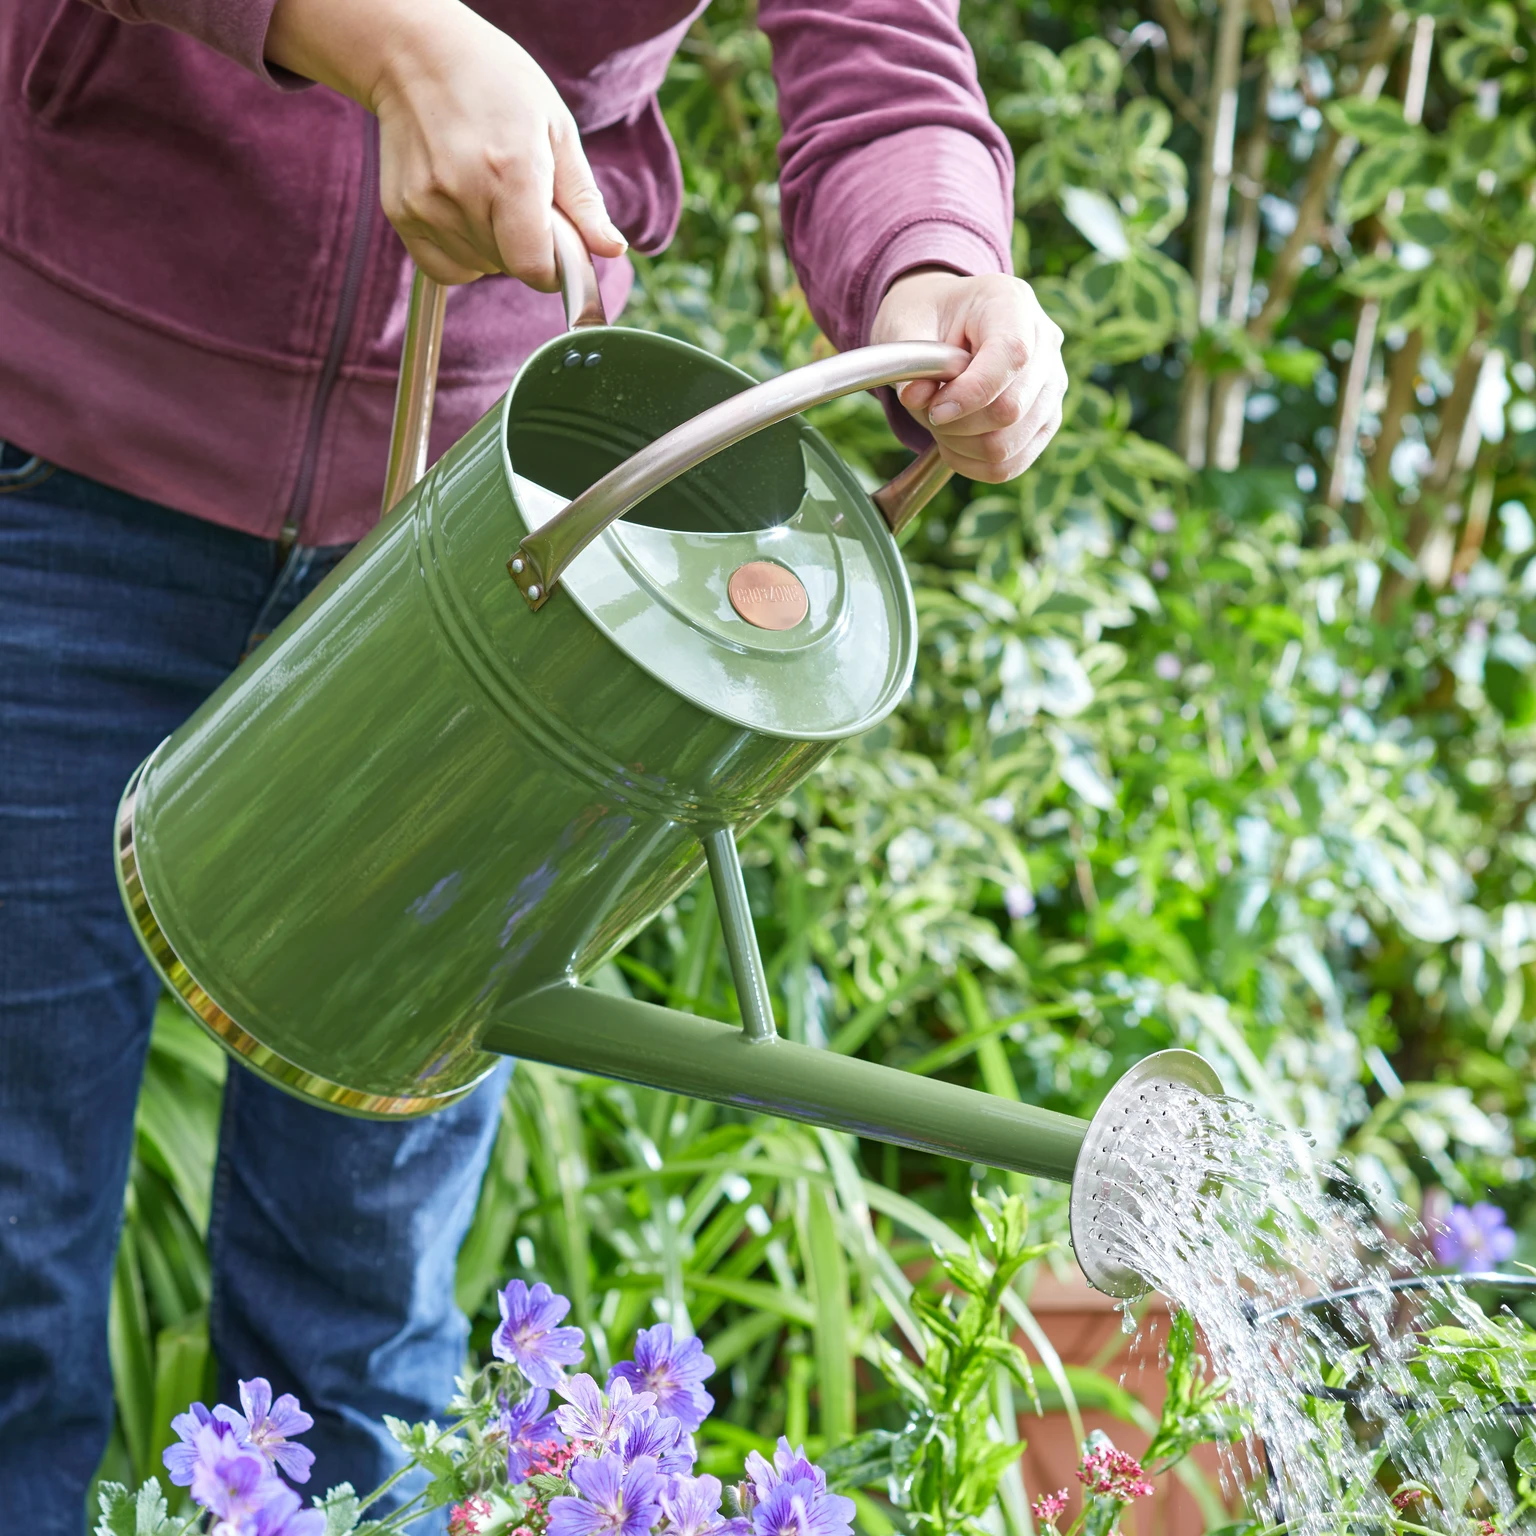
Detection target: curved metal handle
<box><xmin>508</xmin><ymin>342</ymin><xmax>967</xmax><ymax>609</ymax></box>
<box><xmin>381</xmin><ymin>210</ymin><xmax>606</xmax><ymax>515</ymax></box>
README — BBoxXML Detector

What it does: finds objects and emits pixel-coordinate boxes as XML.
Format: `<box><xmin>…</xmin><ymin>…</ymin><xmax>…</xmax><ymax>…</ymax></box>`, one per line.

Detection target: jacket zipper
<box><xmin>283</xmin><ymin>112</ymin><xmax>379</xmax><ymax>546</ymax></box>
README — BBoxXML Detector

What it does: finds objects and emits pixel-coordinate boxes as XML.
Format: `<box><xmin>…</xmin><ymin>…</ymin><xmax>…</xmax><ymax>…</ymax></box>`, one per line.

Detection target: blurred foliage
<box><xmin>113</xmin><ymin>0</ymin><xmax>1536</xmax><ymax>1529</ymax></box>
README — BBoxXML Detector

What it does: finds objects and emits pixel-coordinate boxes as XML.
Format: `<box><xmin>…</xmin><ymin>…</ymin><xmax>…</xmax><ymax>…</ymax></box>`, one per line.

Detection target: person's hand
<box><xmin>870</xmin><ymin>270</ymin><xmax>1067</xmax><ymax>483</ymax></box>
<box><xmin>267</xmin><ymin>0</ymin><xmax>626</xmax><ymax>289</ymax></box>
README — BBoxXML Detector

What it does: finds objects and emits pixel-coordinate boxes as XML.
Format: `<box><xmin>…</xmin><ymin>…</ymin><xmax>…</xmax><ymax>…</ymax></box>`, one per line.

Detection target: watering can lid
<box><xmin>503</xmin><ymin>337</ymin><xmax>919</xmax><ymax>744</ymax></box>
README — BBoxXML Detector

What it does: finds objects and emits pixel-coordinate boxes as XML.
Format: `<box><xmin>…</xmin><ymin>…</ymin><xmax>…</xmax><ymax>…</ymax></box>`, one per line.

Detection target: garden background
<box><xmin>106</xmin><ymin>0</ymin><xmax>1536</xmax><ymax>1528</ymax></box>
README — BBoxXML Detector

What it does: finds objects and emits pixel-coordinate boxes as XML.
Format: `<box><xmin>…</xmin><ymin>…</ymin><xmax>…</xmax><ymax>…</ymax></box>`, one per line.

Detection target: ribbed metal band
<box><xmin>116</xmin><ymin>757</ymin><xmax>481</xmax><ymax>1119</ymax></box>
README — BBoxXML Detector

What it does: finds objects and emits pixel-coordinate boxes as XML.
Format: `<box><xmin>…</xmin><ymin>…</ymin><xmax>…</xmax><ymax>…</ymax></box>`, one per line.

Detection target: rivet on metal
<box><xmin>511</xmin><ymin>558</ymin><xmax>525</xmax><ymax>574</ymax></box>
<box><xmin>585</xmin><ymin>352</ymin><xmax>601</xmax><ymax>367</ymax></box>
<box><xmin>528</xmin><ymin>585</ymin><xmax>543</xmax><ymax>601</ymax></box>
<box><xmin>563</xmin><ymin>351</ymin><xmax>582</xmax><ymax>368</ymax></box>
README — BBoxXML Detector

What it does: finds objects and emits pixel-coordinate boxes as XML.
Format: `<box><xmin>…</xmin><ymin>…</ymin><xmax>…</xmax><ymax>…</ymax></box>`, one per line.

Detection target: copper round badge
<box><xmin>727</xmin><ymin>561</ymin><xmax>808</xmax><ymax>631</ymax></box>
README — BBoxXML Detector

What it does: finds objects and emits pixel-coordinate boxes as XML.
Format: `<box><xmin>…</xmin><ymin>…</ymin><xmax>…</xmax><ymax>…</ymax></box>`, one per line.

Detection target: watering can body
<box><xmin>115</xmin><ymin>218</ymin><xmax>1226</xmax><ymax>1298</ymax></box>
<box><xmin>118</xmin><ymin>321</ymin><xmax>919</xmax><ymax>1116</ymax></box>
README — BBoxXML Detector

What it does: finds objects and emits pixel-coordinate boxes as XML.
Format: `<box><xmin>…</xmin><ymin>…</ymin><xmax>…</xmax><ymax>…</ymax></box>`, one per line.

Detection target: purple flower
<box><xmin>503</xmin><ymin>1387</ymin><xmax>566</xmax><ymax>1484</ymax></box>
<box><xmin>607</xmin><ymin>1324</ymin><xmax>715</xmax><ymax>1433</ymax></box>
<box><xmin>750</xmin><ymin>1479</ymin><xmax>856</xmax><ymax>1536</ymax></box>
<box><xmin>163</xmin><ymin>1401</ymin><xmax>245</xmax><ymax>1487</ymax></box>
<box><xmin>494</xmin><ymin>1280</ymin><xmax>587</xmax><ymax>1388</ymax></box>
<box><xmin>556</xmin><ymin>1374</ymin><xmax>656</xmax><ymax>1449</ymax></box>
<box><xmin>1432</xmin><ymin>1202</ymin><xmax>1517</xmax><ymax>1272</ymax></box>
<box><xmin>547</xmin><ymin>1451</ymin><xmax>662</xmax><ymax>1536</ymax></box>
<box><xmin>185</xmin><ymin>1413</ymin><xmax>273</xmax><ymax>1523</ymax></box>
<box><xmin>616</xmin><ymin>1405</ymin><xmax>695</xmax><ymax>1476</ymax></box>
<box><xmin>244</xmin><ymin>1481</ymin><xmax>328</xmax><ymax>1536</ymax></box>
<box><xmin>227</xmin><ymin>1377</ymin><xmax>315</xmax><ymax>1485</ymax></box>
<box><xmin>663</xmin><ymin>1474</ymin><xmax>753</xmax><ymax>1536</ymax></box>
<box><xmin>744</xmin><ymin>1439</ymin><xmax>827</xmax><ymax>1504</ymax></box>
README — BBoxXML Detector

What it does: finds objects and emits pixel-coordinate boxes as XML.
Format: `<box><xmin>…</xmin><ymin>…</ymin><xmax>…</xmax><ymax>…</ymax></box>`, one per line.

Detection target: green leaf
<box><xmin>1112</xmin><ymin>431</ymin><xmax>1194</xmax><ymax>483</ymax></box>
<box><xmin>1460</xmin><ymin>3</ymin><xmax>1518</xmax><ymax>47</ymax></box>
<box><xmin>317</xmin><ymin>1484</ymin><xmax>362</xmax><ymax>1536</ymax></box>
<box><xmin>1018</xmin><ymin>42</ymin><xmax>1067</xmax><ymax>99</ymax></box>
<box><xmin>95</xmin><ymin>1482</ymin><xmax>134</xmax><ymax>1536</ymax></box>
<box><xmin>1061</xmin><ymin>38</ymin><xmax>1121</xmax><ymax>96</ymax></box>
<box><xmin>1471</xmin><ymin>247</ymin><xmax>1507</xmax><ymax>308</ymax></box>
<box><xmin>1443</xmin><ymin>37</ymin><xmax>1503</xmax><ymax>93</ymax></box>
<box><xmin>1444</xmin><ymin>1440</ymin><xmax>1480</xmax><ymax>1514</ymax></box>
<box><xmin>1116</xmin><ymin>258</ymin><xmax>1177</xmax><ymax>334</ymax></box>
<box><xmin>109</xmin><ymin>1225</ymin><xmax>155</xmax><ymax>1483</ymax></box>
<box><xmin>1013</xmin><ymin>144</ymin><xmax>1059</xmax><ymax>210</ymax></box>
<box><xmin>820</xmin><ymin>1428</ymin><xmax>904</xmax><ymax>1490</ymax></box>
<box><xmin>802</xmin><ymin>1182</ymin><xmax>855</xmax><ymax>1446</ymax></box>
<box><xmin>1338</xmin><ymin>140</ymin><xmax>1426</xmax><ymax>223</ymax></box>
<box><xmin>1342</xmin><ymin>255</ymin><xmax>1421</xmax><ymax>299</ymax></box>
<box><xmin>1417</xmin><ymin>268</ymin><xmax>1479</xmax><ymax>359</ymax></box>
<box><xmin>1324</xmin><ymin>98</ymin><xmax>1410</xmax><ymax>144</ymax></box>
<box><xmin>1121</xmin><ymin>96</ymin><xmax>1171</xmax><ymax>151</ymax></box>
<box><xmin>94</xmin><ymin>1480</ymin><xmax>172</xmax><ymax>1536</ymax></box>
<box><xmin>1261</xmin><ymin>344</ymin><xmax>1325</xmax><ymax>386</ymax></box>
<box><xmin>1395</xmin><ymin>208</ymin><xmax>1458</xmax><ymax>247</ymax></box>
<box><xmin>148</xmin><ymin>1310</ymin><xmax>210</xmax><ymax>1483</ymax></box>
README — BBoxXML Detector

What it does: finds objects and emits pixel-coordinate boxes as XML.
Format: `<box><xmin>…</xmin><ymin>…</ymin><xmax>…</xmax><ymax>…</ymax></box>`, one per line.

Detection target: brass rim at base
<box><xmin>116</xmin><ymin>757</ymin><xmax>483</xmax><ymax>1119</ymax></box>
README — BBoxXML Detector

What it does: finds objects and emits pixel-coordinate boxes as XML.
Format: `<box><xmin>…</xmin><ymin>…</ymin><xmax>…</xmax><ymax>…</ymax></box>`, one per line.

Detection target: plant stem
<box><xmin>1453</xmin><ymin>464</ymin><xmax>1497</xmax><ymax>578</ymax></box>
<box><xmin>1249</xmin><ymin>10</ymin><xmax>1406</xmax><ymax>348</ymax></box>
<box><xmin>1375</xmin><ymin>334</ymin><xmax>1490</xmax><ymax>615</ymax></box>
<box><xmin>356</xmin><ymin>1415</ymin><xmax>468</xmax><ymax>1513</ymax></box>
<box><xmin>1209</xmin><ymin>69</ymin><xmax>1272</xmax><ymax>469</ymax></box>
<box><xmin>1369</xmin><ymin>328</ymin><xmax>1423</xmax><ymax>491</ymax></box>
<box><xmin>1177</xmin><ymin>0</ymin><xmax>1248</xmax><ymax>469</ymax></box>
<box><xmin>1333</xmin><ymin>20</ymin><xmax>1433</xmax><ymax>515</ymax></box>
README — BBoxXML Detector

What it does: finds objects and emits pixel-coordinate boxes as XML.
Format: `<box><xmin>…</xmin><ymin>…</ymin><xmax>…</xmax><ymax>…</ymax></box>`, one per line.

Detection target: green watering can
<box><xmin>115</xmin><ymin>215</ymin><xmax>1220</xmax><ymax>1297</ymax></box>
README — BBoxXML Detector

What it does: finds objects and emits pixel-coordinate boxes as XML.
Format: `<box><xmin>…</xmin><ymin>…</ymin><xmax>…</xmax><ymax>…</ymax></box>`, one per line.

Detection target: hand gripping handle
<box><xmin>380</xmin><ymin>210</ymin><xmax>606</xmax><ymax>515</ymax></box>
<box><xmin>508</xmin><ymin>341</ymin><xmax>968</xmax><ymax>609</ymax></box>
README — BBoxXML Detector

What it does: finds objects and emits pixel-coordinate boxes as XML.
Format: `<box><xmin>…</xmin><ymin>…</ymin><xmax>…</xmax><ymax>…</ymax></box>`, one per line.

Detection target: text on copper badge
<box><xmin>727</xmin><ymin>561</ymin><xmax>808</xmax><ymax>630</ymax></box>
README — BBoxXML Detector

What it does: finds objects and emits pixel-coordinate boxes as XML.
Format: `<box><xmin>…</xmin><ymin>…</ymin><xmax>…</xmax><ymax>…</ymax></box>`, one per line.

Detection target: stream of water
<box><xmin>1097</xmin><ymin>1086</ymin><xmax>1533</xmax><ymax>1532</ymax></box>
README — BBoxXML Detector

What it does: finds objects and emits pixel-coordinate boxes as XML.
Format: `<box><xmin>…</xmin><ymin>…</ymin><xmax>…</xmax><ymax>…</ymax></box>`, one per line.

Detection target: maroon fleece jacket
<box><xmin>0</xmin><ymin>0</ymin><xmax>1013</xmax><ymax>542</ymax></box>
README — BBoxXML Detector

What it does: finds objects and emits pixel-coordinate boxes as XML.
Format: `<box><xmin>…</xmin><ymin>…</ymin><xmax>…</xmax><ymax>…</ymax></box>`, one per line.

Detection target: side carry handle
<box><xmin>507</xmin><ymin>340</ymin><xmax>967</xmax><ymax>610</ymax></box>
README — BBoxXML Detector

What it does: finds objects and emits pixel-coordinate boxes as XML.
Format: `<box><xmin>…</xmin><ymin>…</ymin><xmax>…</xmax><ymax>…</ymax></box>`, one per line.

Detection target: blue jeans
<box><xmin>0</xmin><ymin>446</ymin><xmax>510</xmax><ymax>1531</ymax></box>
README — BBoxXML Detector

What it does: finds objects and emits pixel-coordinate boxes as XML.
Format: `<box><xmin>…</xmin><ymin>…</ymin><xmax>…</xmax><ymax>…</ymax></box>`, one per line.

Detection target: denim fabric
<box><xmin>0</xmin><ymin>449</ymin><xmax>509</xmax><ymax>1532</ymax></box>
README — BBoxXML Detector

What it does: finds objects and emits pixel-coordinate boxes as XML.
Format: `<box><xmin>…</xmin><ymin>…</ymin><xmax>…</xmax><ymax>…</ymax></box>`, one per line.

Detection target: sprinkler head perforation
<box><xmin>1069</xmin><ymin>1049</ymin><xmax>1224</xmax><ymax>1299</ymax></box>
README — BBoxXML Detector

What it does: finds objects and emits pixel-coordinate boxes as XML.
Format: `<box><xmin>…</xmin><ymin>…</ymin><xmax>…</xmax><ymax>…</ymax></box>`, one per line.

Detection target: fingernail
<box><xmin>605</xmin><ymin>221</ymin><xmax>628</xmax><ymax>250</ymax></box>
<box><xmin>930</xmin><ymin>402</ymin><xmax>961</xmax><ymax>426</ymax></box>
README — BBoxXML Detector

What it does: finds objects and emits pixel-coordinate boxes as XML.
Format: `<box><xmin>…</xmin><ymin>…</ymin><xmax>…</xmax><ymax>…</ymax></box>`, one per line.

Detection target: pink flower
<box><xmin>449</xmin><ymin>1497</ymin><xmax>493</xmax><ymax>1536</ymax></box>
<box><xmin>1391</xmin><ymin>1488</ymin><xmax>1424</xmax><ymax>1511</ymax></box>
<box><xmin>1031</xmin><ymin>1488</ymin><xmax>1069</xmax><ymax>1525</ymax></box>
<box><xmin>1077</xmin><ymin>1442</ymin><xmax>1154</xmax><ymax>1501</ymax></box>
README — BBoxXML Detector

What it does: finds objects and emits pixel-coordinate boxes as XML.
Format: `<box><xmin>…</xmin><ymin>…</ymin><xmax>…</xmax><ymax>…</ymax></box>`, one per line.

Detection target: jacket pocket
<box><xmin>22</xmin><ymin>0</ymin><xmax>118</xmax><ymax>126</ymax></box>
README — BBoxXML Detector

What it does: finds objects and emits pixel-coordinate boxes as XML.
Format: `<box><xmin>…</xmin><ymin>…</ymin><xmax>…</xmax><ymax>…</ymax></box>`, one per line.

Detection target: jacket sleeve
<box><xmin>81</xmin><ymin>0</ymin><xmax>307</xmax><ymax>87</ymax></box>
<box><xmin>756</xmin><ymin>0</ymin><xmax>1014</xmax><ymax>358</ymax></box>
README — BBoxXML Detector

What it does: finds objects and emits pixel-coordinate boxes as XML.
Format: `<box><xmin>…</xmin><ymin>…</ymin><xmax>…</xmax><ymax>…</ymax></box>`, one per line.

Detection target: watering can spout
<box><xmin>480</xmin><ymin>988</ymin><xmax>1091</xmax><ymax>1183</ymax></box>
<box><xmin>478</xmin><ymin>991</ymin><xmax>1220</xmax><ymax>1300</ymax></box>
